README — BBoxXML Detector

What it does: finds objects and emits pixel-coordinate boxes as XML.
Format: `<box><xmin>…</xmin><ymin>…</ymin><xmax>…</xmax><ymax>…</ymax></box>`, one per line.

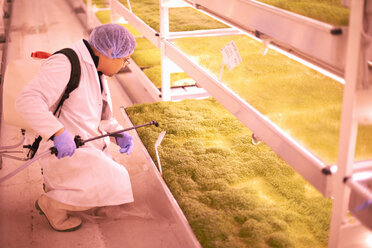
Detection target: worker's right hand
<box><xmin>53</xmin><ymin>130</ymin><xmax>76</xmax><ymax>159</ymax></box>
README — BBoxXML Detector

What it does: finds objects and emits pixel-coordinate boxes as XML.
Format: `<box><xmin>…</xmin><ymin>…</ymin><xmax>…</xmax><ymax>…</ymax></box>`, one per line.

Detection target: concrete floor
<box><xmin>0</xmin><ymin>0</ymin><xmax>200</xmax><ymax>247</ymax></box>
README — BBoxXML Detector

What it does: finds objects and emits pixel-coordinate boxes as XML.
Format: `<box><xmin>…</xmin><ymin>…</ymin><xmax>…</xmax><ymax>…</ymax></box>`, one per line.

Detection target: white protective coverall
<box><xmin>15</xmin><ymin>40</ymin><xmax>134</xmax><ymax>207</ymax></box>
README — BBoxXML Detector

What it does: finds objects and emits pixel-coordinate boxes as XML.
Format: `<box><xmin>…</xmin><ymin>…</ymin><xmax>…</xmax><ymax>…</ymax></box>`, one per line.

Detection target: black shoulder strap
<box><xmin>52</xmin><ymin>48</ymin><xmax>81</xmax><ymax>117</ymax></box>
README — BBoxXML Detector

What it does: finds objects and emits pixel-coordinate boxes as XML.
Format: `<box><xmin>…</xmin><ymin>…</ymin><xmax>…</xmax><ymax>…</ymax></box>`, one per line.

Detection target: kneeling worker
<box><xmin>15</xmin><ymin>23</ymin><xmax>137</xmax><ymax>232</ymax></box>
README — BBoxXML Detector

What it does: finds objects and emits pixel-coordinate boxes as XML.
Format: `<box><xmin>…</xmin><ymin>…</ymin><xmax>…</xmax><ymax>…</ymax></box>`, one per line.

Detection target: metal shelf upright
<box><xmin>328</xmin><ymin>0</ymin><xmax>372</xmax><ymax>247</ymax></box>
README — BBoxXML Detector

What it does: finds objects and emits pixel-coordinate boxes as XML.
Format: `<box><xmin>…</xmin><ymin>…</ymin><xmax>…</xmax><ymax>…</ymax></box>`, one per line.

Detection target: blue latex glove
<box><xmin>116</xmin><ymin>132</ymin><xmax>134</xmax><ymax>155</ymax></box>
<box><xmin>53</xmin><ymin>130</ymin><xmax>76</xmax><ymax>159</ymax></box>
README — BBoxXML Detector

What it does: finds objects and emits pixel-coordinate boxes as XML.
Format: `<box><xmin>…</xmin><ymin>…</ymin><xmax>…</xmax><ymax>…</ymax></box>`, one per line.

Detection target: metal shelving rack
<box><xmin>108</xmin><ymin>0</ymin><xmax>372</xmax><ymax>247</ymax></box>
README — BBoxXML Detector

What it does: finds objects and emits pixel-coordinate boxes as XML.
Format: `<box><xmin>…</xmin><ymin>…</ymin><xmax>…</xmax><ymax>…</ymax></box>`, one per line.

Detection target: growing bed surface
<box><xmin>259</xmin><ymin>0</ymin><xmax>349</xmax><ymax>26</ymax></box>
<box><xmin>173</xmin><ymin>35</ymin><xmax>372</xmax><ymax>165</ymax></box>
<box><xmin>126</xmin><ymin>99</ymin><xmax>332</xmax><ymax>248</ymax></box>
<box><xmin>118</xmin><ymin>0</ymin><xmax>228</xmax><ymax>32</ymax></box>
<box><xmin>83</xmin><ymin>0</ymin><xmax>107</xmax><ymax>8</ymax></box>
<box><xmin>117</xmin><ymin>0</ymin><xmax>349</xmax><ymax>27</ymax></box>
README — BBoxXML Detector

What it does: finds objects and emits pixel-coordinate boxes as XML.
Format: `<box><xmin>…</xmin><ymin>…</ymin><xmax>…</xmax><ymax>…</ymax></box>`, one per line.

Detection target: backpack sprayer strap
<box><xmin>53</xmin><ymin>48</ymin><xmax>81</xmax><ymax>117</ymax></box>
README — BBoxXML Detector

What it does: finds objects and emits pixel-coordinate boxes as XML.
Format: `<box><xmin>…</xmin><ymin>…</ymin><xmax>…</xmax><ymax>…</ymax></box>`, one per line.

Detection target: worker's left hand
<box><xmin>116</xmin><ymin>132</ymin><xmax>134</xmax><ymax>155</ymax></box>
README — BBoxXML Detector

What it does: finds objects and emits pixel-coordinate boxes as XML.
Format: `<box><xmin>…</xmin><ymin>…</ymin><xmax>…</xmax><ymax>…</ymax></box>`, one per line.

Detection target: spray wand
<box><xmin>50</xmin><ymin>120</ymin><xmax>158</xmax><ymax>156</ymax></box>
<box><xmin>1</xmin><ymin>121</ymin><xmax>159</xmax><ymax>183</ymax></box>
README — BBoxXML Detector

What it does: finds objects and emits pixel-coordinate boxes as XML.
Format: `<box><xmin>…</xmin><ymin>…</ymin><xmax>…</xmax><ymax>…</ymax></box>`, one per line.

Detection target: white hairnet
<box><xmin>89</xmin><ymin>24</ymin><xmax>136</xmax><ymax>59</ymax></box>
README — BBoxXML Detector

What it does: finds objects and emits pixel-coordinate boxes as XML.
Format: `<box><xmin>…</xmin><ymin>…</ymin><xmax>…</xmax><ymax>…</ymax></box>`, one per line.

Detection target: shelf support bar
<box><xmin>160</xmin><ymin>0</ymin><xmax>171</xmax><ymax>101</ymax></box>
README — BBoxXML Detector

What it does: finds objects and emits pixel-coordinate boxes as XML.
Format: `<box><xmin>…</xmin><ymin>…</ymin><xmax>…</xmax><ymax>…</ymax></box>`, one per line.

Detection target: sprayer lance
<box><xmin>81</xmin><ymin>120</ymin><xmax>159</xmax><ymax>145</ymax></box>
<box><xmin>50</xmin><ymin>120</ymin><xmax>159</xmax><ymax>156</ymax></box>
